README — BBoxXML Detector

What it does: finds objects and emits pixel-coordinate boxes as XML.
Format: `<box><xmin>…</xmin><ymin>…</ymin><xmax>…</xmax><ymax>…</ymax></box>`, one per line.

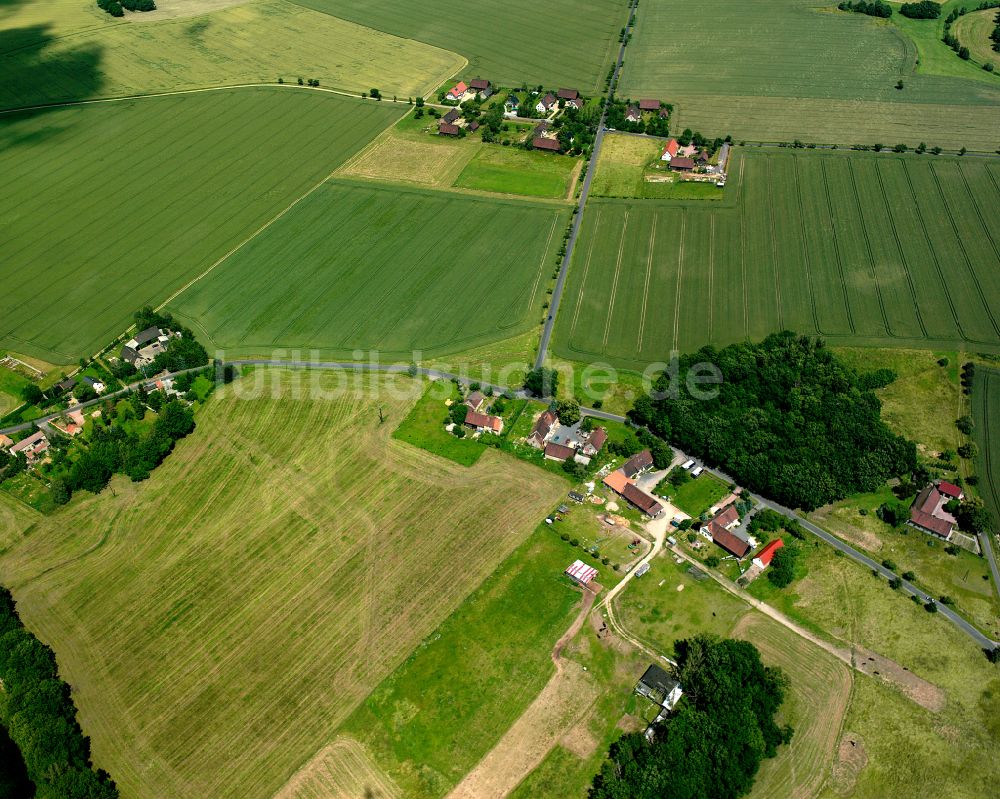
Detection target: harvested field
<box><xmin>0</xmin><ymin>0</ymin><xmax>463</xmax><ymax>109</ymax></box>
<box><xmin>0</xmin><ymin>88</ymin><xmax>401</xmax><ymax>362</ymax></box>
<box><xmin>0</xmin><ymin>371</ymin><xmax>565</xmax><ymax>799</ymax></box>
<box><xmin>732</xmin><ymin>614</ymin><xmax>852</xmax><ymax>799</ymax></box>
<box><xmin>169</xmin><ymin>181</ymin><xmax>569</xmax><ymax>360</ymax></box>
<box><xmin>555</xmin><ymin>150</ymin><xmax>1000</xmax><ymax>369</ymax></box>
<box><xmin>274</xmin><ymin>737</ymin><xmax>399</xmax><ymax>799</ymax></box>
<box><xmin>339</xmin><ymin>132</ymin><xmax>478</xmax><ymax>187</ymax></box>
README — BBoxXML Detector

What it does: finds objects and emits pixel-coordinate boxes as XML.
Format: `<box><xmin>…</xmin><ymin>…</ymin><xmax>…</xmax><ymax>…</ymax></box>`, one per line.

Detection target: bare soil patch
<box><xmin>125</xmin><ymin>0</ymin><xmax>249</xmax><ymax>22</ymax></box>
<box><xmin>852</xmin><ymin>646</ymin><xmax>946</xmax><ymax>713</ymax></box>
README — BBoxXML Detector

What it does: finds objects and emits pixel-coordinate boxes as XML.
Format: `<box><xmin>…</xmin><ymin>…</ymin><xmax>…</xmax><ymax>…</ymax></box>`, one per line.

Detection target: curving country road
<box><xmin>533</xmin><ymin>0</ymin><xmax>639</xmax><ymax>370</ymax></box>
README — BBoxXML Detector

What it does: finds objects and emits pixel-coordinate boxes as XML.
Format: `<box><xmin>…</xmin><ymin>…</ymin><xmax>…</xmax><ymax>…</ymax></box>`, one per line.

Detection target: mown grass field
<box><xmin>340</xmin><ymin>525</ymin><xmax>592</xmax><ymax>798</ymax></box>
<box><xmin>0</xmin><ymin>0</ymin><xmax>462</xmax><ymax>109</ymax></box>
<box><xmin>454</xmin><ymin>146</ymin><xmax>579</xmax><ymax>199</ymax></box>
<box><xmin>169</xmin><ymin>180</ymin><xmax>569</xmax><ymax>360</ymax></box>
<box><xmin>668</xmin><ymin>472</ymin><xmax>729</xmax><ymax>518</ymax></box>
<box><xmin>972</xmin><ymin>366</ymin><xmax>1000</xmax><ymax>532</ymax></box>
<box><xmin>0</xmin><ymin>371</ymin><xmax>565</xmax><ymax>799</ymax></box>
<box><xmin>293</xmin><ymin>0</ymin><xmax>623</xmax><ymax>94</ymax></box>
<box><xmin>0</xmin><ymin>88</ymin><xmax>400</xmax><ymax>362</ymax></box>
<box><xmin>954</xmin><ymin>9</ymin><xmax>1000</xmax><ymax>68</ymax></box>
<box><xmin>555</xmin><ymin>150</ymin><xmax>1000</xmax><ymax>369</ymax></box>
<box><xmin>618</xmin><ymin>0</ymin><xmax>1000</xmax><ymax>147</ymax></box>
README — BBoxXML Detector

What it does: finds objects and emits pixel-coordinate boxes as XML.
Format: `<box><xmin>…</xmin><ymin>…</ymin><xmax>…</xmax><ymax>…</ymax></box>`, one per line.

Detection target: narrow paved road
<box><xmin>533</xmin><ymin>0</ymin><xmax>638</xmax><ymax>370</ymax></box>
<box><xmin>578</xmin><ymin>407</ymin><xmax>999</xmax><ymax>652</ymax></box>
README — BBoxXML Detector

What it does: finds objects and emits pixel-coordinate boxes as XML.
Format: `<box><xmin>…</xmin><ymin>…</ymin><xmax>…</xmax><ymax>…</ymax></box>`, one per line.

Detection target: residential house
<box><xmin>699</xmin><ymin>503</ymin><xmax>740</xmax><ymax>539</ymax></box>
<box><xmin>565</xmin><ymin>559</ymin><xmax>598</xmax><ymax>586</ymax></box>
<box><xmin>465</xmin><ymin>408</ymin><xmax>503</xmax><ymax>434</ymax></box>
<box><xmin>638</xmin><ymin>98</ymin><xmax>660</xmax><ymax>112</ymax></box>
<box><xmin>464</xmin><ymin>390</ymin><xmax>485</xmax><ymax>412</ymax></box>
<box><xmin>504</xmin><ymin>94</ymin><xmax>520</xmax><ymax>117</ymax></box>
<box><xmin>10</xmin><ymin>430</ymin><xmax>49</xmax><ymax>463</ymax></box>
<box><xmin>468</xmin><ymin>120</ymin><xmax>480</xmax><ymax>132</ymax></box>
<box><xmin>79</xmin><ymin>375</ymin><xmax>106</xmax><ymax>394</ymax></box>
<box><xmin>536</xmin><ymin>92</ymin><xmax>557</xmax><ymax>114</ymax></box>
<box><xmin>446</xmin><ymin>81</ymin><xmax>468</xmax><ymax>101</ymax></box>
<box><xmin>121</xmin><ymin>326</ymin><xmax>172</xmax><ymax>367</ymax></box>
<box><xmin>527</xmin><ymin>409</ymin><xmax>557</xmax><ymax>448</ymax></box>
<box><xmin>469</xmin><ymin>78</ymin><xmax>492</xmax><ymax>98</ymax></box>
<box><xmin>621</xmin><ymin>449</ymin><xmax>654</xmax><ymax>478</ymax></box>
<box><xmin>625</xmin><ymin>105</ymin><xmax>641</xmax><ymax>122</ymax></box>
<box><xmin>660</xmin><ymin>138</ymin><xmax>679</xmax><ymax>162</ymax></box>
<box><xmin>544</xmin><ymin>442</ymin><xmax>576</xmax><ymax>461</ymax></box>
<box><xmin>53</xmin><ymin>376</ymin><xmax>77</xmax><ymax>394</ymax></box>
<box><xmin>581</xmin><ymin>427</ymin><xmax>607</xmax><ymax>456</ymax></box>
<box><xmin>635</xmin><ymin>664</ymin><xmax>683</xmax><ymax>716</ymax></box>
<box><xmin>752</xmin><ymin>539</ymin><xmax>784</xmax><ymax>570</ymax></box>
<box><xmin>937</xmin><ymin>481</ymin><xmax>964</xmax><ymax>501</ymax></box>
<box><xmin>712</xmin><ymin>525</ymin><xmax>751</xmax><ymax>558</ymax></box>
<box><xmin>438</xmin><ymin>123</ymin><xmax>460</xmax><ymax>137</ymax></box>
<box><xmin>669</xmin><ymin>156</ymin><xmax>695</xmax><ymax>172</ymax></box>
<box><xmin>658</xmin><ymin>106</ymin><xmax>669</xmax><ymax>119</ymax></box>
<box><xmin>442</xmin><ymin>108</ymin><xmax>460</xmax><ymax>125</ymax></box>
<box><xmin>603</xmin><ymin>466</ymin><xmax>663</xmax><ymax>517</ymax></box>
<box><xmin>908</xmin><ymin>482</ymin><xmax>960</xmax><ymax>540</ymax></box>
<box><xmin>533</xmin><ymin>136</ymin><xmax>560</xmax><ymax>152</ymax></box>
<box><xmin>558</xmin><ymin>88</ymin><xmax>581</xmax><ymax>108</ymax></box>
<box><xmin>0</xmin><ymin>434</ymin><xmax>12</xmax><ymax>449</ymax></box>
<box><xmin>696</xmin><ymin>149</ymin><xmax>711</xmax><ymax>165</ymax></box>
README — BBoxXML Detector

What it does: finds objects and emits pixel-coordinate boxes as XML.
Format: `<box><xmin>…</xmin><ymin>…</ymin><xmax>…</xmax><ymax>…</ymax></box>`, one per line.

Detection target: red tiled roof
<box><xmin>670</xmin><ymin>156</ymin><xmax>695</xmax><ymax>170</ymax></box>
<box><xmin>532</xmin><ymin>409</ymin><xmax>557</xmax><ymax>439</ymax></box>
<box><xmin>469</xmin><ymin>78</ymin><xmax>490</xmax><ymax>90</ymax></box>
<box><xmin>662</xmin><ymin>138</ymin><xmax>679</xmax><ymax>158</ymax></box>
<box><xmin>914</xmin><ymin>484</ymin><xmax>941</xmax><ymax>515</ymax></box>
<box><xmin>603</xmin><ymin>469</ymin><xmax>630</xmax><ymax>493</ymax></box>
<box><xmin>910</xmin><ymin>509</ymin><xmax>953</xmax><ymax>537</ymax></box>
<box><xmin>712</xmin><ymin>525</ymin><xmax>751</xmax><ymax>558</ymax></box>
<box><xmin>714</xmin><ymin>504</ymin><xmax>739</xmax><ymax>529</ymax></box>
<box><xmin>938</xmin><ymin>481</ymin><xmax>962</xmax><ymax>499</ymax></box>
<box><xmin>622</xmin><ymin>449</ymin><xmax>653</xmax><ymax>477</ymax></box>
<box><xmin>588</xmin><ymin>427</ymin><xmax>608</xmax><ymax>451</ymax></box>
<box><xmin>539</xmin><ymin>92</ymin><xmax>556</xmax><ymax>108</ymax></box>
<box><xmin>639</xmin><ymin>98</ymin><xmax>660</xmax><ymax>110</ymax></box>
<box><xmin>622</xmin><ymin>483</ymin><xmax>663</xmax><ymax>516</ymax></box>
<box><xmin>544</xmin><ymin>442</ymin><xmax>576</xmax><ymax>461</ymax></box>
<box><xmin>533</xmin><ymin>137</ymin><xmax>560</xmax><ymax>151</ymax></box>
<box><xmin>557</xmin><ymin>88</ymin><xmax>579</xmax><ymax>100</ymax></box>
<box><xmin>754</xmin><ymin>538</ymin><xmax>784</xmax><ymax>566</ymax></box>
<box><xmin>465</xmin><ymin>409</ymin><xmax>501</xmax><ymax>432</ymax></box>
<box><xmin>438</xmin><ymin>123</ymin><xmax>460</xmax><ymax>136</ymax></box>
<box><xmin>448</xmin><ymin>81</ymin><xmax>468</xmax><ymax>96</ymax></box>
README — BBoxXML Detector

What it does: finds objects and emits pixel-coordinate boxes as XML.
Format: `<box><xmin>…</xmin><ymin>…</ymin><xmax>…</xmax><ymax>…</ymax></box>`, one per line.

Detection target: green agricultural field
<box><xmin>0</xmin><ymin>0</ymin><xmax>119</xmax><ymax>54</ymax></box>
<box><xmin>293</xmin><ymin>0</ymin><xmax>623</xmax><ymax>94</ymax></box>
<box><xmin>454</xmin><ymin>146</ymin><xmax>579</xmax><ymax>199</ymax></box>
<box><xmin>555</xmin><ymin>149</ymin><xmax>1000</xmax><ymax>369</ymax></box>
<box><xmin>0</xmin><ymin>0</ymin><xmax>463</xmax><ymax>109</ymax></box>
<box><xmin>168</xmin><ymin>180</ymin><xmax>569</xmax><ymax>360</ymax></box>
<box><xmin>618</xmin><ymin>0</ymin><xmax>1000</xmax><ymax>147</ymax></box>
<box><xmin>0</xmin><ymin>88</ymin><xmax>400</xmax><ymax>362</ymax></box>
<box><xmin>0</xmin><ymin>370</ymin><xmax>565</xmax><ymax>799</ymax></box>
<box><xmin>972</xmin><ymin>366</ymin><xmax>1000</xmax><ymax>530</ymax></box>
<box><xmin>340</xmin><ymin>525</ymin><xmax>594</xmax><ymax>798</ymax></box>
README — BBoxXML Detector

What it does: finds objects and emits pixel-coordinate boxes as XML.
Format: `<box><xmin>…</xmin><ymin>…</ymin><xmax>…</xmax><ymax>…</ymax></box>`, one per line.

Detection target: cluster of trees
<box><xmin>767</xmin><ymin>543</ymin><xmax>800</xmax><ymax>588</ymax></box>
<box><xmin>0</xmin><ymin>447</ymin><xmax>27</xmax><ymax>486</ymax></box>
<box><xmin>838</xmin><ymin>0</ymin><xmax>892</xmax><ymax>18</ymax></box>
<box><xmin>552</xmin><ymin>104</ymin><xmax>600</xmax><ymax>155</ymax></box>
<box><xmin>134</xmin><ymin>307</ymin><xmax>209</xmax><ymax>374</ymax></box>
<box><xmin>0</xmin><ymin>587</ymin><xmax>119</xmax><ymax>798</ymax></box>
<box><xmin>605</xmin><ymin>99</ymin><xmax>672</xmax><ymax>136</ymax></box>
<box><xmin>900</xmin><ymin>0</ymin><xmax>941</xmax><ymax>18</ymax></box>
<box><xmin>590</xmin><ymin>635</ymin><xmax>791</xmax><ymax>799</ymax></box>
<box><xmin>747</xmin><ymin>508</ymin><xmax>806</xmax><ymax>544</ymax></box>
<box><xmin>97</xmin><ymin>0</ymin><xmax>153</xmax><ymax>16</ymax></box>
<box><xmin>626</xmin><ymin>333</ymin><xmax>917</xmax><ymax>511</ymax></box>
<box><xmin>992</xmin><ymin>8</ymin><xmax>1000</xmax><ymax>52</ymax></box>
<box><xmin>55</xmin><ymin>396</ymin><xmax>195</xmax><ymax>499</ymax></box>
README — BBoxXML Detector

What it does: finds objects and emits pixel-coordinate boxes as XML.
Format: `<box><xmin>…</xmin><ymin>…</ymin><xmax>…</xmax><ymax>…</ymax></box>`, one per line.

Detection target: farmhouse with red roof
<box><xmin>446</xmin><ymin>81</ymin><xmax>469</xmax><ymax>101</ymax></box>
<box><xmin>660</xmin><ymin>138</ymin><xmax>679</xmax><ymax>162</ymax></box>
<box><xmin>907</xmin><ymin>481</ymin><xmax>961</xmax><ymax>540</ymax></box>
<box><xmin>753</xmin><ymin>539</ymin><xmax>784</xmax><ymax>570</ymax></box>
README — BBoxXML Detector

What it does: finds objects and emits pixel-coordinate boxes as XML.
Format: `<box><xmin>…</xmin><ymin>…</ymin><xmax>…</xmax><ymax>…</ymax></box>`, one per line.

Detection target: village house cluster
<box><xmin>526</xmin><ymin>408</ymin><xmax>607</xmax><ymax>464</ymax></box>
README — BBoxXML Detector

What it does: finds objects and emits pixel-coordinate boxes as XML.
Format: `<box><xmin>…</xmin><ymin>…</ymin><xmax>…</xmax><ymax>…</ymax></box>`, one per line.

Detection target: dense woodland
<box><xmin>590</xmin><ymin>635</ymin><xmax>791</xmax><ymax>799</ymax></box>
<box><xmin>0</xmin><ymin>588</ymin><xmax>118</xmax><ymax>799</ymax></box>
<box><xmin>627</xmin><ymin>333</ymin><xmax>917</xmax><ymax>510</ymax></box>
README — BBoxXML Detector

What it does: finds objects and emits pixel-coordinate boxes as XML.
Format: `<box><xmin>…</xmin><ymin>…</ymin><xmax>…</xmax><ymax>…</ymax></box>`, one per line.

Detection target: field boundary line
<box><xmin>568</xmin><ymin>209</ymin><xmax>602</xmax><ymax>336</ymax></box>
<box><xmin>636</xmin><ymin>213</ymin><xmax>657</xmax><ymax>353</ymax></box>
<box><xmin>901</xmin><ymin>161</ymin><xmax>969</xmax><ymax>341</ymax></box>
<box><xmin>819</xmin><ymin>159</ymin><xmax>856</xmax><ymax>335</ymax></box>
<box><xmin>792</xmin><ymin>156</ymin><xmax>824</xmax><ymax>336</ymax></box>
<box><xmin>927</xmin><ymin>162</ymin><xmax>1000</xmax><ymax>338</ymax></box>
<box><xmin>601</xmin><ymin>210</ymin><xmax>630</xmax><ymax>350</ymax></box>
<box><xmin>527</xmin><ymin>216</ymin><xmax>561</xmax><ymax>317</ymax></box>
<box><xmin>154</xmin><ymin>170</ymin><xmax>338</xmax><ymax>313</ymax></box>
<box><xmin>672</xmin><ymin>211</ymin><xmax>687</xmax><ymax>352</ymax></box>
<box><xmin>873</xmin><ymin>159</ymin><xmax>928</xmax><ymax>338</ymax></box>
<box><xmin>846</xmin><ymin>157</ymin><xmax>897</xmax><ymax>339</ymax></box>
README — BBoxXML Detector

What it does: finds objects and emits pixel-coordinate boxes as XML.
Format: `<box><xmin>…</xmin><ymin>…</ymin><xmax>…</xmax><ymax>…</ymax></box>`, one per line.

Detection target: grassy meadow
<box><xmin>0</xmin><ymin>371</ymin><xmax>565</xmax><ymax>799</ymax></box>
<box><xmin>0</xmin><ymin>88</ymin><xmax>400</xmax><ymax>362</ymax></box>
<box><xmin>972</xmin><ymin>366</ymin><xmax>1000</xmax><ymax>531</ymax></box>
<box><xmin>454</xmin><ymin>146</ymin><xmax>579</xmax><ymax>199</ymax></box>
<box><xmin>293</xmin><ymin>0</ymin><xmax>623</xmax><ymax>94</ymax></box>
<box><xmin>554</xmin><ymin>150</ymin><xmax>1000</xmax><ymax>369</ymax></box>
<box><xmin>954</xmin><ymin>9</ymin><xmax>1000</xmax><ymax>68</ymax></box>
<box><xmin>618</xmin><ymin>0</ymin><xmax>1000</xmax><ymax>147</ymax></box>
<box><xmin>169</xmin><ymin>180</ymin><xmax>569</xmax><ymax>360</ymax></box>
<box><xmin>0</xmin><ymin>0</ymin><xmax>462</xmax><ymax>109</ymax></box>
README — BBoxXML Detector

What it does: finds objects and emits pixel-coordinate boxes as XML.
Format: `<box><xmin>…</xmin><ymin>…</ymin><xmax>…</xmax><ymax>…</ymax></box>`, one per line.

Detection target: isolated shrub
<box><xmin>940</xmin><ymin>595</ymin><xmax>955</xmax><ymax>605</ymax></box>
<box><xmin>925</xmin><ymin>600</ymin><xmax>938</xmax><ymax>613</ymax></box>
<box><xmin>881</xmin><ymin>559</ymin><xmax>898</xmax><ymax>572</ymax></box>
<box><xmin>902</xmin><ymin>570</ymin><xmax>916</xmax><ymax>581</ymax></box>
<box><xmin>705</xmin><ymin>555</ymin><xmax>720</xmax><ymax>568</ymax></box>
